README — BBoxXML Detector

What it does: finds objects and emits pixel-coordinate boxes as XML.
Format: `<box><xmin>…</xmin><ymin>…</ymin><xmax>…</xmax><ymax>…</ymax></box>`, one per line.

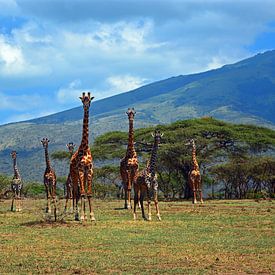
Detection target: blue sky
<box><xmin>0</xmin><ymin>0</ymin><xmax>275</xmax><ymax>125</ymax></box>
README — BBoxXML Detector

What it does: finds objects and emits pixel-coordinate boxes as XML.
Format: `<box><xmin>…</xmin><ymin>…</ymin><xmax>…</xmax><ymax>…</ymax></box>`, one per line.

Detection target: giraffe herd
<box><xmin>7</xmin><ymin>92</ymin><xmax>203</xmax><ymax>222</ymax></box>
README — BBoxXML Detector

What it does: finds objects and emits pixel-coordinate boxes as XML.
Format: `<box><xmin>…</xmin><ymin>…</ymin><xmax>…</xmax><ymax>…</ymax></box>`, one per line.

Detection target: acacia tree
<box><xmin>52</xmin><ymin>118</ymin><xmax>275</xmax><ymax>199</ymax></box>
<box><xmin>210</xmin><ymin>156</ymin><xmax>275</xmax><ymax>198</ymax></box>
<box><xmin>0</xmin><ymin>174</ymin><xmax>11</xmax><ymax>198</ymax></box>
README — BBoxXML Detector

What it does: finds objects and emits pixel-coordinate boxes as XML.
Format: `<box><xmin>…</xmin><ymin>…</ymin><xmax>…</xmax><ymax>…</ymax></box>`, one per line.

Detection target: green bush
<box><xmin>93</xmin><ymin>182</ymin><xmax>117</xmax><ymax>199</ymax></box>
<box><xmin>0</xmin><ymin>174</ymin><xmax>11</xmax><ymax>196</ymax></box>
<box><xmin>23</xmin><ymin>182</ymin><xmax>45</xmax><ymax>198</ymax></box>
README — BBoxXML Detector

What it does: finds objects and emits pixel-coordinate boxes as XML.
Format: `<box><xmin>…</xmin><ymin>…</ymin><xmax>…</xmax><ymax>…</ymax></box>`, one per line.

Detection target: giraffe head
<box><xmin>185</xmin><ymin>139</ymin><xmax>196</xmax><ymax>148</ymax></box>
<box><xmin>126</xmin><ymin>108</ymin><xmax>136</xmax><ymax>121</ymax></box>
<box><xmin>79</xmin><ymin>92</ymin><xmax>94</xmax><ymax>110</ymax></box>
<box><xmin>152</xmin><ymin>130</ymin><xmax>163</xmax><ymax>145</ymax></box>
<box><xmin>66</xmin><ymin>142</ymin><xmax>76</xmax><ymax>154</ymax></box>
<box><xmin>41</xmin><ymin>138</ymin><xmax>50</xmax><ymax>148</ymax></box>
<box><xmin>10</xmin><ymin>151</ymin><xmax>17</xmax><ymax>159</ymax></box>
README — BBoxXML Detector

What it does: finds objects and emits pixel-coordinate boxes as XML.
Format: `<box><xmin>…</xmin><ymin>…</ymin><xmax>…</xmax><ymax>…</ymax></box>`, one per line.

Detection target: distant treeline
<box><xmin>1</xmin><ymin>118</ymin><xmax>274</xmax><ymax>200</ymax></box>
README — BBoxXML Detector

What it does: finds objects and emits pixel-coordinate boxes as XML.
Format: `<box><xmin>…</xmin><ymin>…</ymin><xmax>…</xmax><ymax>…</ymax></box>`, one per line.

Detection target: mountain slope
<box><xmin>0</xmin><ymin>50</ymin><xmax>274</xmax><ymax>180</ymax></box>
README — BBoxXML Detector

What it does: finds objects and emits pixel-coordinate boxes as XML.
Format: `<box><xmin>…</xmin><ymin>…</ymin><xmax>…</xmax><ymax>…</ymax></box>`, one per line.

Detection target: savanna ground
<box><xmin>0</xmin><ymin>199</ymin><xmax>274</xmax><ymax>274</ymax></box>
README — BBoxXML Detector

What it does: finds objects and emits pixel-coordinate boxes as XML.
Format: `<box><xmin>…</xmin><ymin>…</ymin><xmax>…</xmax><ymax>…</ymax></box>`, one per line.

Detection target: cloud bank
<box><xmin>0</xmin><ymin>0</ymin><xmax>275</xmax><ymax>124</ymax></box>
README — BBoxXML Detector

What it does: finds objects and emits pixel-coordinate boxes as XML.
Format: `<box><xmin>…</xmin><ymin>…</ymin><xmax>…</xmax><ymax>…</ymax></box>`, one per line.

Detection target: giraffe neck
<box><xmin>192</xmin><ymin>146</ymin><xmax>199</xmax><ymax>170</ymax></box>
<box><xmin>13</xmin><ymin>158</ymin><xmax>21</xmax><ymax>179</ymax></box>
<box><xmin>127</xmin><ymin>119</ymin><xmax>136</xmax><ymax>157</ymax></box>
<box><xmin>44</xmin><ymin>147</ymin><xmax>51</xmax><ymax>169</ymax></box>
<box><xmin>80</xmin><ymin>108</ymin><xmax>89</xmax><ymax>151</ymax></box>
<box><xmin>147</xmin><ymin>140</ymin><xmax>159</xmax><ymax>178</ymax></box>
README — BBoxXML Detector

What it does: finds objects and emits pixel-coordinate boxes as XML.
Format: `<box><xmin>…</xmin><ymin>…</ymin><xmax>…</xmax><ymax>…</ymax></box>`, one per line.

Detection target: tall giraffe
<box><xmin>10</xmin><ymin>151</ymin><xmax>23</xmax><ymax>212</ymax></box>
<box><xmin>134</xmin><ymin>130</ymin><xmax>163</xmax><ymax>221</ymax></box>
<box><xmin>70</xmin><ymin>92</ymin><xmax>95</xmax><ymax>222</ymax></box>
<box><xmin>187</xmin><ymin>139</ymin><xmax>203</xmax><ymax>204</ymax></box>
<box><xmin>120</xmin><ymin>108</ymin><xmax>139</xmax><ymax>209</ymax></box>
<box><xmin>64</xmin><ymin>142</ymin><xmax>76</xmax><ymax>213</ymax></box>
<box><xmin>41</xmin><ymin>138</ymin><xmax>58</xmax><ymax>221</ymax></box>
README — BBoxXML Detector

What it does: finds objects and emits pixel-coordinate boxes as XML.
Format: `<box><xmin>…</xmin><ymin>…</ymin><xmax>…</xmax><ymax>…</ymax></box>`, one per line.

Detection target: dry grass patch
<box><xmin>0</xmin><ymin>198</ymin><xmax>274</xmax><ymax>274</ymax></box>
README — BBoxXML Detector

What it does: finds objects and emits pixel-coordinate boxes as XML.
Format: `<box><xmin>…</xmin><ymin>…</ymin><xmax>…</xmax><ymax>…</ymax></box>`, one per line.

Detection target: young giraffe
<box><xmin>64</xmin><ymin>142</ymin><xmax>76</xmax><ymax>213</ymax></box>
<box><xmin>70</xmin><ymin>92</ymin><xmax>95</xmax><ymax>222</ymax></box>
<box><xmin>134</xmin><ymin>130</ymin><xmax>163</xmax><ymax>221</ymax></box>
<box><xmin>10</xmin><ymin>151</ymin><xmax>23</xmax><ymax>212</ymax></box>
<box><xmin>187</xmin><ymin>139</ymin><xmax>203</xmax><ymax>204</ymax></box>
<box><xmin>120</xmin><ymin>108</ymin><xmax>139</xmax><ymax>209</ymax></box>
<box><xmin>41</xmin><ymin>138</ymin><xmax>58</xmax><ymax>221</ymax></box>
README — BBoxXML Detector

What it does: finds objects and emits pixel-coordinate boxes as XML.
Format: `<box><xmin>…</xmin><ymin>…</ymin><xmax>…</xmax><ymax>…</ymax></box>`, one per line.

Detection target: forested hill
<box><xmin>28</xmin><ymin>50</ymin><xmax>275</xmax><ymax>126</ymax></box>
<box><xmin>0</xmin><ymin>51</ymin><xmax>275</xmax><ymax>180</ymax></box>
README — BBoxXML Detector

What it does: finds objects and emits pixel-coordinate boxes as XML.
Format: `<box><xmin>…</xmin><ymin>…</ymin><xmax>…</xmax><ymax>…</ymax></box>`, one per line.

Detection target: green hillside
<box><xmin>0</xmin><ymin>50</ymin><xmax>274</xmax><ymax>181</ymax></box>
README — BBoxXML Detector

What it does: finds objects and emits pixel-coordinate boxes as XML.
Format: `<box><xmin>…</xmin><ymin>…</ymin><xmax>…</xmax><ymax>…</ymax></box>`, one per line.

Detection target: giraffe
<box><xmin>41</xmin><ymin>138</ymin><xmax>58</xmax><ymax>221</ymax></box>
<box><xmin>120</xmin><ymin>108</ymin><xmax>139</xmax><ymax>209</ymax></box>
<box><xmin>70</xmin><ymin>92</ymin><xmax>95</xmax><ymax>222</ymax></box>
<box><xmin>133</xmin><ymin>130</ymin><xmax>163</xmax><ymax>221</ymax></box>
<box><xmin>64</xmin><ymin>142</ymin><xmax>76</xmax><ymax>213</ymax></box>
<box><xmin>187</xmin><ymin>139</ymin><xmax>203</xmax><ymax>204</ymax></box>
<box><xmin>10</xmin><ymin>151</ymin><xmax>23</xmax><ymax>212</ymax></box>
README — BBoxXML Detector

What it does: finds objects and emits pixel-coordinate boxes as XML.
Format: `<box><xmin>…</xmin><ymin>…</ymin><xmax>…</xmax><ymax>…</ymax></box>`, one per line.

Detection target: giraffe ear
<box><xmin>90</xmin><ymin>96</ymin><xmax>95</xmax><ymax>101</ymax></box>
<box><xmin>151</xmin><ymin>132</ymin><xmax>155</xmax><ymax>137</ymax></box>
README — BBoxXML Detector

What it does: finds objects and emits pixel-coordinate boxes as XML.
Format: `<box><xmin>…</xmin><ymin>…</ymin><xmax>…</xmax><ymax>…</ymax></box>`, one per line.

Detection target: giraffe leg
<box><xmin>193</xmin><ymin>189</ymin><xmax>197</xmax><ymax>204</ymax></box>
<box><xmin>11</xmin><ymin>195</ymin><xmax>15</xmax><ymax>211</ymax></box>
<box><xmin>15</xmin><ymin>194</ymin><xmax>19</xmax><ymax>212</ymax></box>
<box><xmin>74</xmin><ymin>187</ymin><xmax>80</xmax><ymax>221</ymax></box>
<box><xmin>17</xmin><ymin>189</ymin><xmax>22</xmax><ymax>212</ymax></box>
<box><xmin>133</xmin><ymin>188</ymin><xmax>139</xmax><ymax>220</ymax></box>
<box><xmin>78</xmin><ymin>168</ymin><xmax>87</xmax><ymax>221</ymax></box>
<box><xmin>199</xmin><ymin>187</ymin><xmax>203</xmax><ymax>203</ymax></box>
<box><xmin>45</xmin><ymin>184</ymin><xmax>51</xmax><ymax>213</ymax></box>
<box><xmin>14</xmin><ymin>193</ymin><xmax>17</xmax><ymax>211</ymax></box>
<box><xmin>138</xmin><ymin>192</ymin><xmax>141</xmax><ymax>209</ymax></box>
<box><xmin>154</xmin><ymin>191</ymin><xmax>161</xmax><ymax>221</ymax></box>
<box><xmin>127</xmin><ymin>188</ymin><xmax>131</xmax><ymax>209</ymax></box>
<box><xmin>87</xmin><ymin>195</ymin><xmax>95</xmax><ymax>221</ymax></box>
<box><xmin>191</xmin><ymin>180</ymin><xmax>197</xmax><ymax>204</ymax></box>
<box><xmin>70</xmin><ymin>168</ymin><xmax>80</xmax><ymax>221</ymax></box>
<box><xmin>74</xmin><ymin>183</ymin><xmax>80</xmax><ymax>221</ymax></box>
<box><xmin>64</xmin><ymin>194</ymin><xmax>69</xmax><ymax>213</ymax></box>
<box><xmin>63</xmin><ymin>183</ymin><xmax>68</xmax><ymax>213</ymax></box>
<box><xmin>18</xmin><ymin>195</ymin><xmax>22</xmax><ymax>212</ymax></box>
<box><xmin>69</xmin><ymin>187</ymin><xmax>74</xmax><ymax>213</ymax></box>
<box><xmin>124</xmin><ymin>170</ymin><xmax>132</xmax><ymax>209</ymax></box>
<box><xmin>147</xmin><ymin>189</ymin><xmax>152</xmax><ymax>221</ymax></box>
<box><xmin>80</xmin><ymin>195</ymin><xmax>86</xmax><ymax>221</ymax></box>
<box><xmin>87</xmin><ymin>167</ymin><xmax>95</xmax><ymax>221</ymax></box>
<box><xmin>124</xmin><ymin>186</ymin><xmax>128</xmax><ymax>209</ymax></box>
<box><xmin>140</xmin><ymin>191</ymin><xmax>146</xmax><ymax>220</ymax></box>
<box><xmin>53</xmin><ymin>197</ymin><xmax>57</xmax><ymax>222</ymax></box>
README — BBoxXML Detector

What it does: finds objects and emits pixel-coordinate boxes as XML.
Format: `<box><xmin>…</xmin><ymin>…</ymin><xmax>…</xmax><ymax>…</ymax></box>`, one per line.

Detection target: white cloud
<box><xmin>57</xmin><ymin>80</ymin><xmax>91</xmax><ymax>104</ymax></box>
<box><xmin>106</xmin><ymin>75</ymin><xmax>147</xmax><ymax>93</ymax></box>
<box><xmin>0</xmin><ymin>0</ymin><xmax>19</xmax><ymax>16</ymax></box>
<box><xmin>0</xmin><ymin>92</ymin><xmax>45</xmax><ymax>111</ymax></box>
<box><xmin>0</xmin><ymin>1</ymin><xmax>275</xmax><ymax>124</ymax></box>
<box><xmin>0</xmin><ymin>35</ymin><xmax>26</xmax><ymax>75</ymax></box>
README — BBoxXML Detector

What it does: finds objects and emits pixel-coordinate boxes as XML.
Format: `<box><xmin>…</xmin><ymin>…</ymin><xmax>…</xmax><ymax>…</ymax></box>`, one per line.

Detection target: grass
<box><xmin>0</xmin><ymin>199</ymin><xmax>274</xmax><ymax>274</ymax></box>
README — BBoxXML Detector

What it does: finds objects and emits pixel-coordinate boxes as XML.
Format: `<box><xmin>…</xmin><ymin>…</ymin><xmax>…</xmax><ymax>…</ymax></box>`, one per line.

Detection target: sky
<box><xmin>0</xmin><ymin>0</ymin><xmax>275</xmax><ymax>125</ymax></box>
